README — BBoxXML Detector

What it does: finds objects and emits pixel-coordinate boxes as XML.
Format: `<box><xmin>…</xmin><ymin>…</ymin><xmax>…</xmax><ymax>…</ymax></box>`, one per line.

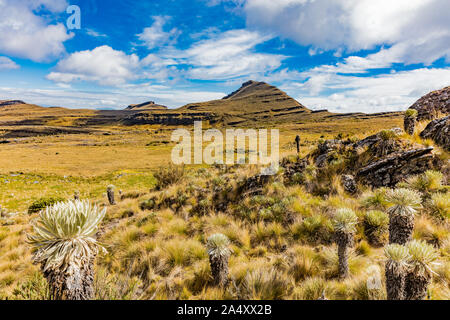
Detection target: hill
<box><xmin>126</xmin><ymin>101</ymin><xmax>168</xmax><ymax>111</ymax></box>
<box><xmin>175</xmin><ymin>80</ymin><xmax>312</xmax><ymax>125</ymax></box>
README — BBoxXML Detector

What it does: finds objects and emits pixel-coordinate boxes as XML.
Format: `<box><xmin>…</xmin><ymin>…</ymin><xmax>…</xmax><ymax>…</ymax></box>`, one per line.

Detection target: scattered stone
<box><xmin>341</xmin><ymin>175</ymin><xmax>357</xmax><ymax>194</ymax></box>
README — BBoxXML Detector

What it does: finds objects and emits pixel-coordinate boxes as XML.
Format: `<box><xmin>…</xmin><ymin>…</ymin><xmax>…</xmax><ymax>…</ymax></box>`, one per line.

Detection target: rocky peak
<box><xmin>0</xmin><ymin>100</ymin><xmax>26</xmax><ymax>107</ymax></box>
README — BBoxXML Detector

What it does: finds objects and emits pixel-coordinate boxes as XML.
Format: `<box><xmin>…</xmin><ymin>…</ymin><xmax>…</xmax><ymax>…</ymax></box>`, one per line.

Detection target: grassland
<box><xmin>4</xmin><ymin>90</ymin><xmax>449</xmax><ymax>301</ymax></box>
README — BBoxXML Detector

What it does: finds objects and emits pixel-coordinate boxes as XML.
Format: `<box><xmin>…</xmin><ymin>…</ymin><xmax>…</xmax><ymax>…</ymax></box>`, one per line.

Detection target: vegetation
<box><xmin>206</xmin><ymin>234</ymin><xmax>231</xmax><ymax>287</ymax></box>
<box><xmin>384</xmin><ymin>244</ymin><xmax>411</xmax><ymax>300</ymax></box>
<box><xmin>0</xmin><ymin>109</ymin><xmax>448</xmax><ymax>300</ymax></box>
<box><xmin>27</xmin><ymin>200</ymin><xmax>106</xmax><ymax>300</ymax></box>
<box><xmin>386</xmin><ymin>188</ymin><xmax>422</xmax><ymax>245</ymax></box>
<box><xmin>332</xmin><ymin>209</ymin><xmax>358</xmax><ymax>279</ymax></box>
<box><xmin>28</xmin><ymin>197</ymin><xmax>65</xmax><ymax>214</ymax></box>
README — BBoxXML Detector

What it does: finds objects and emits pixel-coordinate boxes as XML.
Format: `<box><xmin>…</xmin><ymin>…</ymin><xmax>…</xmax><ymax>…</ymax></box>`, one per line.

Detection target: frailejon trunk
<box><xmin>209</xmin><ymin>254</ymin><xmax>229</xmax><ymax>287</ymax></box>
<box><xmin>385</xmin><ymin>263</ymin><xmax>405</xmax><ymax>300</ymax></box>
<box><xmin>44</xmin><ymin>256</ymin><xmax>95</xmax><ymax>300</ymax></box>
<box><xmin>389</xmin><ymin>214</ymin><xmax>414</xmax><ymax>245</ymax></box>
<box><xmin>404</xmin><ymin>271</ymin><xmax>430</xmax><ymax>300</ymax></box>
<box><xmin>107</xmin><ymin>189</ymin><xmax>116</xmax><ymax>205</ymax></box>
<box><xmin>404</xmin><ymin>116</ymin><xmax>416</xmax><ymax>136</ymax></box>
<box><xmin>336</xmin><ymin>231</ymin><xmax>353</xmax><ymax>279</ymax></box>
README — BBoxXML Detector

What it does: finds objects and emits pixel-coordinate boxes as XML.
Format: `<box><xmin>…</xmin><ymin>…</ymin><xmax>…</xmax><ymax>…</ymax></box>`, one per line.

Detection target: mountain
<box><xmin>179</xmin><ymin>80</ymin><xmax>309</xmax><ymax>114</ymax></box>
<box><xmin>126</xmin><ymin>101</ymin><xmax>168</xmax><ymax>111</ymax></box>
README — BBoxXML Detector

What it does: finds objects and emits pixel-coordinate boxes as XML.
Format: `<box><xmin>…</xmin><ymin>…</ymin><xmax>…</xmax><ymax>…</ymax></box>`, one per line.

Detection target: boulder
<box><xmin>420</xmin><ymin>116</ymin><xmax>450</xmax><ymax>151</ymax></box>
<box><xmin>407</xmin><ymin>86</ymin><xmax>450</xmax><ymax>121</ymax></box>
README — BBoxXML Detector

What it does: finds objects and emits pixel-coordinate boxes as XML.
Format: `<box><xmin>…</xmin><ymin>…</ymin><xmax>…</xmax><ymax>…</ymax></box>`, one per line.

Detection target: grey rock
<box><xmin>420</xmin><ymin>116</ymin><xmax>450</xmax><ymax>151</ymax></box>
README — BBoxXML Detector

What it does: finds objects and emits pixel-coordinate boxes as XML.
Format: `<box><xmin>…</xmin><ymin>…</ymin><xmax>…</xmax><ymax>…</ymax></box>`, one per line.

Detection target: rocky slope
<box><xmin>408</xmin><ymin>86</ymin><xmax>450</xmax><ymax>121</ymax></box>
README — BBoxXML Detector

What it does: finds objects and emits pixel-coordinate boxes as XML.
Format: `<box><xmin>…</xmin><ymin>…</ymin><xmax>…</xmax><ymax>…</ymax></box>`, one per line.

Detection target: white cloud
<box><xmin>137</xmin><ymin>16</ymin><xmax>180</xmax><ymax>49</ymax></box>
<box><xmin>164</xmin><ymin>29</ymin><xmax>285</xmax><ymax>80</ymax></box>
<box><xmin>86</xmin><ymin>29</ymin><xmax>108</xmax><ymax>38</ymax></box>
<box><xmin>0</xmin><ymin>57</ymin><xmax>19</xmax><ymax>70</ymax></box>
<box><xmin>288</xmin><ymin>67</ymin><xmax>450</xmax><ymax>113</ymax></box>
<box><xmin>0</xmin><ymin>0</ymin><xmax>73</xmax><ymax>62</ymax></box>
<box><xmin>47</xmin><ymin>46</ymin><xmax>141</xmax><ymax>86</ymax></box>
<box><xmin>0</xmin><ymin>84</ymin><xmax>225</xmax><ymax>109</ymax></box>
<box><xmin>243</xmin><ymin>0</ymin><xmax>450</xmax><ymax>64</ymax></box>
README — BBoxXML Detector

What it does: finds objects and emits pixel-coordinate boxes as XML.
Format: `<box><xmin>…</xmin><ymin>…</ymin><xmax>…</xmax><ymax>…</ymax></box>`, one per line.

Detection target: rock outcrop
<box><xmin>123</xmin><ymin>111</ymin><xmax>218</xmax><ymax>126</ymax></box>
<box><xmin>126</xmin><ymin>101</ymin><xmax>168</xmax><ymax>111</ymax></box>
<box><xmin>407</xmin><ymin>86</ymin><xmax>450</xmax><ymax>121</ymax></box>
<box><xmin>0</xmin><ymin>100</ymin><xmax>25</xmax><ymax>107</ymax></box>
<box><xmin>307</xmin><ymin>128</ymin><xmax>439</xmax><ymax>188</ymax></box>
<box><xmin>420</xmin><ymin>116</ymin><xmax>450</xmax><ymax>151</ymax></box>
<box><xmin>356</xmin><ymin>147</ymin><xmax>435</xmax><ymax>188</ymax></box>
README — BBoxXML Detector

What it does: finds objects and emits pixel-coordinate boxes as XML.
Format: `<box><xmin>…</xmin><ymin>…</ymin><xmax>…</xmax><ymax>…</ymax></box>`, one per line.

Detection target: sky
<box><xmin>0</xmin><ymin>0</ymin><xmax>449</xmax><ymax>113</ymax></box>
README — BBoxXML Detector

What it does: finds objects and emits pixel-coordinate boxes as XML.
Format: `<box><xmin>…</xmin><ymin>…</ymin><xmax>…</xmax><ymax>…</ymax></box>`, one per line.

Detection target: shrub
<box><xmin>154</xmin><ymin>164</ymin><xmax>184</xmax><ymax>190</ymax></box>
<box><xmin>360</xmin><ymin>188</ymin><xmax>389</xmax><ymax>210</ymax></box>
<box><xmin>363</xmin><ymin>210</ymin><xmax>389</xmax><ymax>247</ymax></box>
<box><xmin>428</xmin><ymin>193</ymin><xmax>449</xmax><ymax>221</ymax></box>
<box><xmin>12</xmin><ymin>272</ymin><xmax>50</xmax><ymax>300</ymax></box>
<box><xmin>28</xmin><ymin>197</ymin><xmax>65</xmax><ymax>214</ymax></box>
<box><xmin>405</xmin><ymin>109</ymin><xmax>418</xmax><ymax>118</ymax></box>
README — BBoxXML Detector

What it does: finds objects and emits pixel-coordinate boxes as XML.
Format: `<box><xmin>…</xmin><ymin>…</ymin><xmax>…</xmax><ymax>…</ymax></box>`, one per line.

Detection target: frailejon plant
<box><xmin>385</xmin><ymin>244</ymin><xmax>411</xmax><ymax>300</ymax></box>
<box><xmin>28</xmin><ymin>200</ymin><xmax>106</xmax><ymax>300</ymax></box>
<box><xmin>206</xmin><ymin>233</ymin><xmax>231</xmax><ymax>287</ymax></box>
<box><xmin>386</xmin><ymin>188</ymin><xmax>421</xmax><ymax>245</ymax></box>
<box><xmin>363</xmin><ymin>210</ymin><xmax>389</xmax><ymax>247</ymax></box>
<box><xmin>107</xmin><ymin>185</ymin><xmax>116</xmax><ymax>205</ymax></box>
<box><xmin>404</xmin><ymin>109</ymin><xmax>418</xmax><ymax>136</ymax></box>
<box><xmin>404</xmin><ymin>240</ymin><xmax>439</xmax><ymax>300</ymax></box>
<box><xmin>332</xmin><ymin>208</ymin><xmax>358</xmax><ymax>279</ymax></box>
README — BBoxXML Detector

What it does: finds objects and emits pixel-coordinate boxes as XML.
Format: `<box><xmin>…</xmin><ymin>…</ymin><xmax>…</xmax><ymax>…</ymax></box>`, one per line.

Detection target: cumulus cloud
<box><xmin>164</xmin><ymin>29</ymin><xmax>285</xmax><ymax>80</ymax></box>
<box><xmin>288</xmin><ymin>67</ymin><xmax>450</xmax><ymax>113</ymax></box>
<box><xmin>47</xmin><ymin>46</ymin><xmax>141</xmax><ymax>86</ymax></box>
<box><xmin>137</xmin><ymin>16</ymin><xmax>180</xmax><ymax>49</ymax></box>
<box><xmin>0</xmin><ymin>57</ymin><xmax>19</xmax><ymax>70</ymax></box>
<box><xmin>0</xmin><ymin>0</ymin><xmax>73</xmax><ymax>62</ymax></box>
<box><xmin>243</xmin><ymin>0</ymin><xmax>450</xmax><ymax>64</ymax></box>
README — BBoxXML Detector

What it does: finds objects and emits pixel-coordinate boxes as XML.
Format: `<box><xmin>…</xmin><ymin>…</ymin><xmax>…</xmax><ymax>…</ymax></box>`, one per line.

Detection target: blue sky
<box><xmin>0</xmin><ymin>0</ymin><xmax>449</xmax><ymax>112</ymax></box>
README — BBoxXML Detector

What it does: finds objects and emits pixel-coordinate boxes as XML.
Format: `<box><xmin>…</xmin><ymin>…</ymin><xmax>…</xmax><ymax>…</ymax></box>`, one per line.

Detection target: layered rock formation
<box><xmin>407</xmin><ymin>86</ymin><xmax>450</xmax><ymax>121</ymax></box>
<box><xmin>420</xmin><ymin>116</ymin><xmax>450</xmax><ymax>151</ymax></box>
<box><xmin>309</xmin><ymin>128</ymin><xmax>439</xmax><ymax>188</ymax></box>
